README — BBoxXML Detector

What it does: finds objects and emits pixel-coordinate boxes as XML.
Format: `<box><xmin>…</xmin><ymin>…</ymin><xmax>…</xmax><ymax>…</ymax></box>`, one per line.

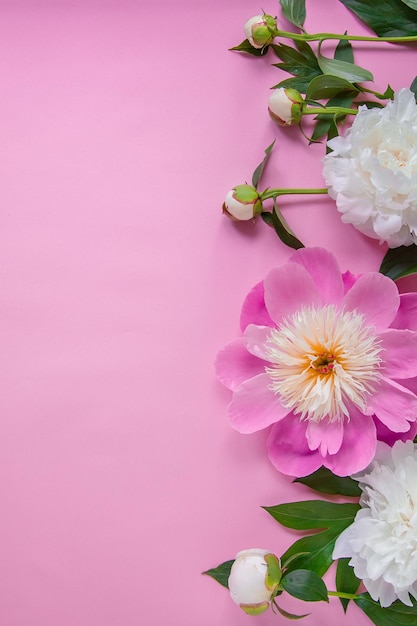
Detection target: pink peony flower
<box><xmin>215</xmin><ymin>248</ymin><xmax>417</xmax><ymax>477</ymax></box>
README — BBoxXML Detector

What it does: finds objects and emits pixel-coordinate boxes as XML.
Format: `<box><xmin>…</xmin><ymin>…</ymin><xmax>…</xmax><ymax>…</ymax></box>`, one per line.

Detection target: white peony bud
<box><xmin>268</xmin><ymin>87</ymin><xmax>304</xmax><ymax>126</ymax></box>
<box><xmin>228</xmin><ymin>549</ymin><xmax>281</xmax><ymax>615</ymax></box>
<box><xmin>223</xmin><ymin>184</ymin><xmax>263</xmax><ymax>221</ymax></box>
<box><xmin>244</xmin><ymin>14</ymin><xmax>277</xmax><ymax>49</ymax></box>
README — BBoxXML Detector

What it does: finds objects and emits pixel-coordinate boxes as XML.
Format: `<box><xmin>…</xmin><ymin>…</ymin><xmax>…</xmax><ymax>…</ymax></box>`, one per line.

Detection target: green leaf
<box><xmin>294</xmin><ymin>466</ymin><xmax>361</xmax><ymax>497</ymax></box>
<box><xmin>410</xmin><ymin>76</ymin><xmax>417</xmax><ymax>98</ymax></box>
<box><xmin>306</xmin><ymin>75</ymin><xmax>358</xmax><ymax>100</ymax></box>
<box><xmin>264</xmin><ymin>501</ymin><xmax>360</xmax><ymax>530</ymax></box>
<box><xmin>401</xmin><ymin>0</ymin><xmax>417</xmax><ymax>9</ymax></box>
<box><xmin>317</xmin><ymin>49</ymin><xmax>373</xmax><ymax>82</ymax></box>
<box><xmin>338</xmin><ymin>0</ymin><xmax>417</xmax><ymax>37</ymax></box>
<box><xmin>202</xmin><ymin>560</ymin><xmax>234</xmax><ymax>588</ymax></box>
<box><xmin>336</xmin><ymin>559</ymin><xmax>361</xmax><ymax>612</ymax></box>
<box><xmin>281</xmin><ymin>569</ymin><xmax>329</xmax><ymax>603</ymax></box>
<box><xmin>334</xmin><ymin>37</ymin><xmax>354</xmax><ymax>63</ymax></box>
<box><xmin>274</xmin><ymin>603</ymin><xmax>310</xmax><ymax>620</ymax></box>
<box><xmin>310</xmin><ymin>92</ymin><xmax>357</xmax><ymax>142</ymax></box>
<box><xmin>354</xmin><ymin>593</ymin><xmax>417</xmax><ymax>625</ymax></box>
<box><xmin>280</xmin><ymin>526</ymin><xmax>345</xmax><ymax>576</ymax></box>
<box><xmin>261</xmin><ymin>205</ymin><xmax>305</xmax><ymax>250</ymax></box>
<box><xmin>252</xmin><ymin>140</ymin><xmax>275</xmax><ymax>189</ymax></box>
<box><xmin>272</xmin><ymin>41</ymin><xmax>321</xmax><ymax>78</ymax></box>
<box><xmin>273</xmin><ymin>76</ymin><xmax>315</xmax><ymax>94</ymax></box>
<box><xmin>379</xmin><ymin>245</ymin><xmax>417</xmax><ymax>280</ymax></box>
<box><xmin>229</xmin><ymin>39</ymin><xmax>270</xmax><ymax>56</ymax></box>
<box><xmin>279</xmin><ymin>0</ymin><xmax>306</xmax><ymax>28</ymax></box>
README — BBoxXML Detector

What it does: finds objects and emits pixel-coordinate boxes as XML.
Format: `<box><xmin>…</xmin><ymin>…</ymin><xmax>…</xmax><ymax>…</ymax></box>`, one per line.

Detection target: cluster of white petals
<box><xmin>333</xmin><ymin>440</ymin><xmax>417</xmax><ymax>607</ymax></box>
<box><xmin>323</xmin><ymin>89</ymin><xmax>417</xmax><ymax>247</ymax></box>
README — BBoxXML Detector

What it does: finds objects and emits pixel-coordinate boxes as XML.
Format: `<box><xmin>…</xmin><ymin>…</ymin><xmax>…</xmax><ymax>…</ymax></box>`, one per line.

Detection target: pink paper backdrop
<box><xmin>0</xmin><ymin>1</ymin><xmax>415</xmax><ymax>624</ymax></box>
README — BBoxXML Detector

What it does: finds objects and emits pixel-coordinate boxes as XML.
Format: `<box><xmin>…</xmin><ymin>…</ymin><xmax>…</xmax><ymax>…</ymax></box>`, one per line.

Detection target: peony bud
<box><xmin>223</xmin><ymin>184</ymin><xmax>263</xmax><ymax>221</ymax></box>
<box><xmin>244</xmin><ymin>14</ymin><xmax>278</xmax><ymax>49</ymax></box>
<box><xmin>268</xmin><ymin>87</ymin><xmax>304</xmax><ymax>126</ymax></box>
<box><xmin>228</xmin><ymin>549</ymin><xmax>281</xmax><ymax>615</ymax></box>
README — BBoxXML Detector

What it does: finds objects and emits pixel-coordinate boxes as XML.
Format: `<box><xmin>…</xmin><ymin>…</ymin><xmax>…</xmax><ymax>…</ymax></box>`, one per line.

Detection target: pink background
<box><xmin>1</xmin><ymin>1</ymin><xmax>416</xmax><ymax>624</ymax></box>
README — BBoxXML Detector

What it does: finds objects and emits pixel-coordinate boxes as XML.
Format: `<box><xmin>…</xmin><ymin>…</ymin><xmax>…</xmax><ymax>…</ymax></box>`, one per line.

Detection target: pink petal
<box><xmin>391</xmin><ymin>293</ymin><xmax>417</xmax><ymax>331</ymax></box>
<box><xmin>264</xmin><ymin>263</ymin><xmax>321</xmax><ymax>327</ymax></box>
<box><xmin>306</xmin><ymin>419</ymin><xmax>344</xmax><ymax>455</ymax></box>
<box><xmin>215</xmin><ymin>339</ymin><xmax>267</xmax><ymax>391</ymax></box>
<box><xmin>228</xmin><ymin>373</ymin><xmax>289</xmax><ymax>434</ymax></box>
<box><xmin>243</xmin><ymin>324</ymin><xmax>274</xmax><ymax>360</ymax></box>
<box><xmin>366</xmin><ymin>376</ymin><xmax>417</xmax><ymax>432</ymax></box>
<box><xmin>342</xmin><ymin>270</ymin><xmax>361</xmax><ymax>294</ymax></box>
<box><xmin>374</xmin><ymin>416</ymin><xmax>417</xmax><ymax>446</ymax></box>
<box><xmin>240</xmin><ymin>281</ymin><xmax>274</xmax><ymax>332</ymax></box>
<box><xmin>324</xmin><ymin>407</ymin><xmax>377</xmax><ymax>476</ymax></box>
<box><xmin>342</xmin><ymin>272</ymin><xmax>400</xmax><ymax>330</ymax></box>
<box><xmin>379</xmin><ymin>329</ymin><xmax>417</xmax><ymax>379</ymax></box>
<box><xmin>289</xmin><ymin>247</ymin><xmax>344</xmax><ymax>305</ymax></box>
<box><xmin>267</xmin><ymin>415</ymin><xmax>324</xmax><ymax>477</ymax></box>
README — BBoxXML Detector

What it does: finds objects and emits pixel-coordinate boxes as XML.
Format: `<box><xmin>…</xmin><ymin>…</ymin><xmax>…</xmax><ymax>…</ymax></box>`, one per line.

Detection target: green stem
<box><xmin>275</xmin><ymin>29</ymin><xmax>417</xmax><ymax>44</ymax></box>
<box><xmin>262</xmin><ymin>188</ymin><xmax>328</xmax><ymax>200</ymax></box>
<box><xmin>328</xmin><ymin>590</ymin><xmax>360</xmax><ymax>600</ymax></box>
<box><xmin>302</xmin><ymin>106</ymin><xmax>358</xmax><ymax>116</ymax></box>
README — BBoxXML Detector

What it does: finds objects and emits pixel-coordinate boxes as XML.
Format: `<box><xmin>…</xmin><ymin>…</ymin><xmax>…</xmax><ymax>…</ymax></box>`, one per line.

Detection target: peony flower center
<box><xmin>265</xmin><ymin>305</ymin><xmax>381</xmax><ymax>423</ymax></box>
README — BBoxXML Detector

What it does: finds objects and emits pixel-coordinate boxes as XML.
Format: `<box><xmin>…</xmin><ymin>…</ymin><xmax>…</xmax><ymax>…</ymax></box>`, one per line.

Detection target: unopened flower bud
<box><xmin>228</xmin><ymin>549</ymin><xmax>281</xmax><ymax>615</ymax></box>
<box><xmin>244</xmin><ymin>14</ymin><xmax>278</xmax><ymax>49</ymax></box>
<box><xmin>223</xmin><ymin>184</ymin><xmax>263</xmax><ymax>221</ymax></box>
<box><xmin>268</xmin><ymin>87</ymin><xmax>304</xmax><ymax>126</ymax></box>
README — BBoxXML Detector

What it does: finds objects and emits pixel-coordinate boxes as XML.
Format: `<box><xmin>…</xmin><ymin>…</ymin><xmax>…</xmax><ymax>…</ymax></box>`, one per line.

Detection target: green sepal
<box><xmin>202</xmin><ymin>560</ymin><xmax>234</xmax><ymax>588</ymax></box>
<box><xmin>294</xmin><ymin>466</ymin><xmax>361</xmax><ymax>496</ymax></box>
<box><xmin>232</xmin><ymin>184</ymin><xmax>259</xmax><ymax>203</ymax></box>
<box><xmin>379</xmin><ymin>244</ymin><xmax>417</xmax><ymax>280</ymax></box>
<box><xmin>336</xmin><ymin>558</ymin><xmax>361</xmax><ymax>612</ymax></box>
<box><xmin>281</xmin><ymin>569</ymin><xmax>329</xmax><ymax>603</ymax></box>
<box><xmin>240</xmin><ymin>601</ymin><xmax>269</xmax><ymax>615</ymax></box>
<box><xmin>265</xmin><ymin>553</ymin><xmax>282</xmax><ymax>591</ymax></box>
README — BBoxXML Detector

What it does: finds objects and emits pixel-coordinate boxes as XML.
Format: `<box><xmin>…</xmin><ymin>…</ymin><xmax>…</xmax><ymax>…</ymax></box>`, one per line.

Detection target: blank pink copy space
<box><xmin>0</xmin><ymin>1</ymin><xmax>415</xmax><ymax>625</ymax></box>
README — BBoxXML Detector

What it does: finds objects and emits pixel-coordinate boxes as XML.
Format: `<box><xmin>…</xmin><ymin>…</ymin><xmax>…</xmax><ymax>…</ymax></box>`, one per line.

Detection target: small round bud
<box><xmin>223</xmin><ymin>185</ymin><xmax>263</xmax><ymax>221</ymax></box>
<box><xmin>268</xmin><ymin>87</ymin><xmax>304</xmax><ymax>126</ymax></box>
<box><xmin>228</xmin><ymin>549</ymin><xmax>281</xmax><ymax>615</ymax></box>
<box><xmin>244</xmin><ymin>14</ymin><xmax>278</xmax><ymax>49</ymax></box>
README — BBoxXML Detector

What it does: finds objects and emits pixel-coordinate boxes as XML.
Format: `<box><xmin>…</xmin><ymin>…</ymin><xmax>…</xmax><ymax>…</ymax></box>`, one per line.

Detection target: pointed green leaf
<box><xmin>230</xmin><ymin>39</ymin><xmax>270</xmax><ymax>56</ymax></box>
<box><xmin>310</xmin><ymin>92</ymin><xmax>357</xmax><ymax>141</ymax></box>
<box><xmin>280</xmin><ymin>527</ymin><xmax>345</xmax><ymax>576</ymax></box>
<box><xmin>273</xmin><ymin>76</ymin><xmax>315</xmax><ymax>94</ymax></box>
<box><xmin>306</xmin><ymin>75</ymin><xmax>358</xmax><ymax>100</ymax></box>
<box><xmin>279</xmin><ymin>0</ymin><xmax>306</xmax><ymax>28</ymax></box>
<box><xmin>294</xmin><ymin>466</ymin><xmax>361</xmax><ymax>497</ymax></box>
<box><xmin>334</xmin><ymin>37</ymin><xmax>354</xmax><ymax>63</ymax></box>
<box><xmin>261</xmin><ymin>205</ymin><xmax>305</xmax><ymax>250</ymax></box>
<box><xmin>252</xmin><ymin>141</ymin><xmax>275</xmax><ymax>189</ymax></box>
<box><xmin>336</xmin><ymin>558</ymin><xmax>361</xmax><ymax>612</ymax></box>
<box><xmin>264</xmin><ymin>501</ymin><xmax>360</xmax><ymax>529</ymax></box>
<box><xmin>271</xmin><ymin>41</ymin><xmax>321</xmax><ymax>77</ymax></box>
<box><xmin>379</xmin><ymin>245</ymin><xmax>417</xmax><ymax>280</ymax></box>
<box><xmin>274</xmin><ymin>603</ymin><xmax>310</xmax><ymax>620</ymax></box>
<box><xmin>202</xmin><ymin>560</ymin><xmax>234</xmax><ymax>588</ymax></box>
<box><xmin>354</xmin><ymin>593</ymin><xmax>417</xmax><ymax>625</ymax></box>
<box><xmin>401</xmin><ymin>0</ymin><xmax>417</xmax><ymax>9</ymax></box>
<box><xmin>281</xmin><ymin>569</ymin><xmax>329</xmax><ymax>602</ymax></box>
<box><xmin>410</xmin><ymin>76</ymin><xmax>417</xmax><ymax>97</ymax></box>
<box><xmin>318</xmin><ymin>50</ymin><xmax>373</xmax><ymax>82</ymax></box>
<box><xmin>338</xmin><ymin>0</ymin><xmax>417</xmax><ymax>37</ymax></box>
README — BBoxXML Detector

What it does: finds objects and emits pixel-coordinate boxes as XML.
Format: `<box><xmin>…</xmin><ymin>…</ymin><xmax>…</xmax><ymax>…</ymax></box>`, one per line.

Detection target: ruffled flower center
<box><xmin>265</xmin><ymin>305</ymin><xmax>381</xmax><ymax>423</ymax></box>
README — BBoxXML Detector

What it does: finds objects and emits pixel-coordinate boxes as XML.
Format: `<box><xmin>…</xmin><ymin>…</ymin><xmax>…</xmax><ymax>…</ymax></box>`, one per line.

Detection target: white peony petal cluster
<box><xmin>333</xmin><ymin>440</ymin><xmax>417</xmax><ymax>607</ymax></box>
<box><xmin>323</xmin><ymin>88</ymin><xmax>417</xmax><ymax>247</ymax></box>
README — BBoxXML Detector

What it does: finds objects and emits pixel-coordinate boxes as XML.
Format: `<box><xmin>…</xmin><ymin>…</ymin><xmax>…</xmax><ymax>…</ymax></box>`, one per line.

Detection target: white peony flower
<box><xmin>323</xmin><ymin>88</ymin><xmax>417</xmax><ymax>247</ymax></box>
<box><xmin>333</xmin><ymin>440</ymin><xmax>417</xmax><ymax>607</ymax></box>
<box><xmin>228</xmin><ymin>549</ymin><xmax>280</xmax><ymax>615</ymax></box>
